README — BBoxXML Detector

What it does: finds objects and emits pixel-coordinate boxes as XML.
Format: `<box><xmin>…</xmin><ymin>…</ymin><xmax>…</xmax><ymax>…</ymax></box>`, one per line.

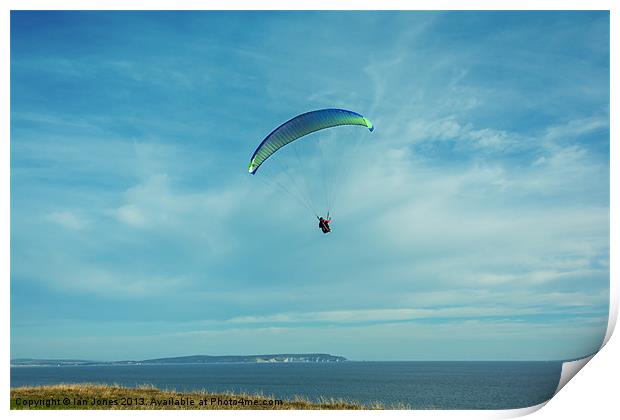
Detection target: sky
<box><xmin>10</xmin><ymin>11</ymin><xmax>610</xmax><ymax>361</ymax></box>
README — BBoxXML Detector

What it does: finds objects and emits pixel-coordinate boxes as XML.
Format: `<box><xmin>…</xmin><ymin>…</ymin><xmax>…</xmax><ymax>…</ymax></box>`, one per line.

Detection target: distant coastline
<box><xmin>11</xmin><ymin>353</ymin><xmax>347</xmax><ymax>367</ymax></box>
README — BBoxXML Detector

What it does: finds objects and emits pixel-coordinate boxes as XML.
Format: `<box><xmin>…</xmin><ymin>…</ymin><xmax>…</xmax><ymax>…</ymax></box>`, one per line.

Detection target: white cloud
<box><xmin>46</xmin><ymin>210</ymin><xmax>88</xmax><ymax>230</ymax></box>
<box><xmin>542</xmin><ymin>115</ymin><xmax>609</xmax><ymax>144</ymax></box>
<box><xmin>68</xmin><ymin>268</ymin><xmax>187</xmax><ymax>298</ymax></box>
<box><xmin>112</xmin><ymin>204</ymin><xmax>146</xmax><ymax>227</ymax></box>
<box><xmin>222</xmin><ymin>304</ymin><xmax>590</xmax><ymax>326</ymax></box>
<box><xmin>105</xmin><ymin>173</ymin><xmax>253</xmax><ymax>259</ymax></box>
<box><xmin>110</xmin><ymin>174</ymin><xmax>243</xmax><ymax>224</ymax></box>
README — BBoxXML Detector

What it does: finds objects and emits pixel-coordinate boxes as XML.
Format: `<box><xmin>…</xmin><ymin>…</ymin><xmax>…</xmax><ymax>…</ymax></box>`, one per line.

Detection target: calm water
<box><xmin>11</xmin><ymin>361</ymin><xmax>562</xmax><ymax>409</ymax></box>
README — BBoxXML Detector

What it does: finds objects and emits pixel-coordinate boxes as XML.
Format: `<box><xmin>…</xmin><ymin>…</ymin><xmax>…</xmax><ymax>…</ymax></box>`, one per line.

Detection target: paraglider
<box><xmin>248</xmin><ymin>108</ymin><xmax>373</xmax><ymax>234</ymax></box>
<box><xmin>318</xmin><ymin>216</ymin><xmax>332</xmax><ymax>234</ymax></box>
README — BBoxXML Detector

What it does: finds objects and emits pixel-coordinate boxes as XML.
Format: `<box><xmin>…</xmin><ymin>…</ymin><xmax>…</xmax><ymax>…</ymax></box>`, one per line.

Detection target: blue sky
<box><xmin>10</xmin><ymin>11</ymin><xmax>609</xmax><ymax>361</ymax></box>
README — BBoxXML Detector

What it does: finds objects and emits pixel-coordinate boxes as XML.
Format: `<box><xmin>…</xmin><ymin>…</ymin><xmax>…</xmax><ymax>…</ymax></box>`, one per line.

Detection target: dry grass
<box><xmin>11</xmin><ymin>383</ymin><xmax>371</xmax><ymax>410</ymax></box>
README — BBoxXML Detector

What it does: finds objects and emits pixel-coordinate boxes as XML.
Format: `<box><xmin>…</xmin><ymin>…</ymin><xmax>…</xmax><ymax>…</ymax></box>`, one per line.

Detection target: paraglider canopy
<box><xmin>248</xmin><ymin>108</ymin><xmax>373</xmax><ymax>174</ymax></box>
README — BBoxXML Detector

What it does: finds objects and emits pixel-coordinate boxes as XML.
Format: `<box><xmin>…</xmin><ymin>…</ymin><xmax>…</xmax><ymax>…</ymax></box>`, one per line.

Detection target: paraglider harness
<box><xmin>318</xmin><ymin>214</ymin><xmax>331</xmax><ymax>234</ymax></box>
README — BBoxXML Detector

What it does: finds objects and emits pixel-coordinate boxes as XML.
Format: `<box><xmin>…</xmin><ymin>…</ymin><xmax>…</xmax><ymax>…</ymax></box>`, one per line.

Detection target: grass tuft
<box><xmin>11</xmin><ymin>383</ymin><xmax>374</xmax><ymax>410</ymax></box>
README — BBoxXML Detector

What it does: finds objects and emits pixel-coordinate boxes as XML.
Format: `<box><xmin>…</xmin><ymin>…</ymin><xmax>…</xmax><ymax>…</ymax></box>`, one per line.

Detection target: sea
<box><xmin>11</xmin><ymin>361</ymin><xmax>563</xmax><ymax>409</ymax></box>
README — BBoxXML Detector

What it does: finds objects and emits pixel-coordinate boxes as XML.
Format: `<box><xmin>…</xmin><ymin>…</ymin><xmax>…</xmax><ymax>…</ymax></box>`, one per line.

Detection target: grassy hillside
<box><xmin>11</xmin><ymin>384</ymin><xmax>379</xmax><ymax>410</ymax></box>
